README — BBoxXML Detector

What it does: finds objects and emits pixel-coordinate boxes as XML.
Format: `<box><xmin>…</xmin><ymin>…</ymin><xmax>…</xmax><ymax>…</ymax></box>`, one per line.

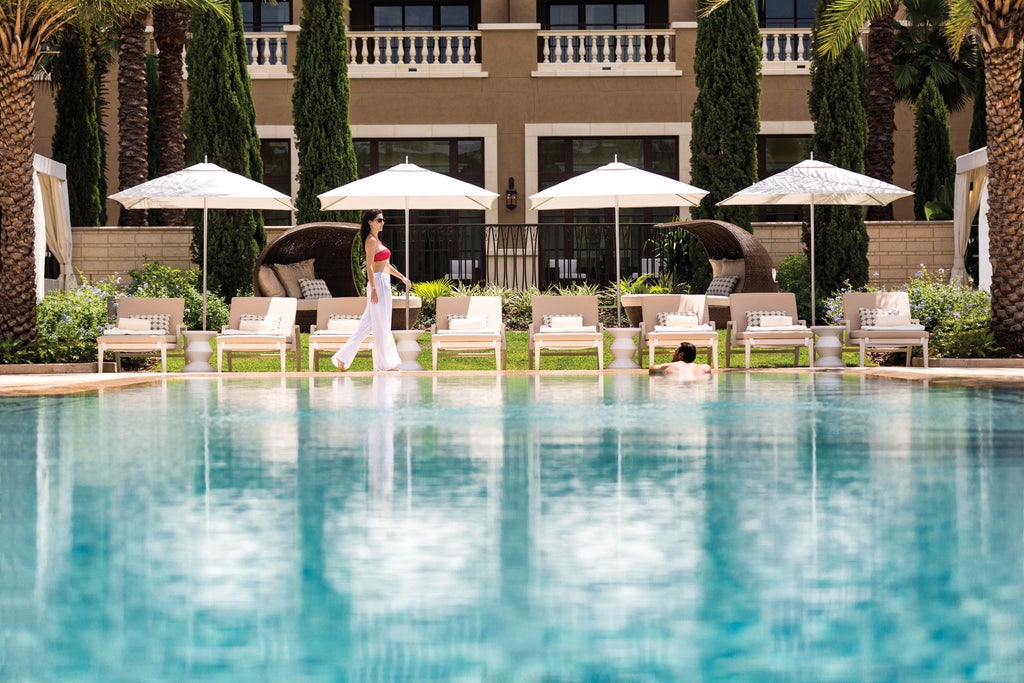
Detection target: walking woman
<box><xmin>332</xmin><ymin>209</ymin><xmax>412</xmax><ymax>371</ymax></box>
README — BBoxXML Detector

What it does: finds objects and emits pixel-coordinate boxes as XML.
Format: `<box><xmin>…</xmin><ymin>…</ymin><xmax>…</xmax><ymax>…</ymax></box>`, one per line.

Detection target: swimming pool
<box><xmin>2</xmin><ymin>373</ymin><xmax>1023</xmax><ymax>681</ymax></box>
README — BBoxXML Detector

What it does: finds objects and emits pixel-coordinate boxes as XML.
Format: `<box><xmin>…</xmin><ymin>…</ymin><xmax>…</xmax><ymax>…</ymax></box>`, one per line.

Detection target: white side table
<box><xmin>606</xmin><ymin>327</ymin><xmax>641</xmax><ymax>369</ymax></box>
<box><xmin>182</xmin><ymin>330</ymin><xmax>217</xmax><ymax>373</ymax></box>
<box><xmin>811</xmin><ymin>326</ymin><xmax>846</xmax><ymax>368</ymax></box>
<box><xmin>392</xmin><ymin>329</ymin><xmax>424</xmax><ymax>371</ymax></box>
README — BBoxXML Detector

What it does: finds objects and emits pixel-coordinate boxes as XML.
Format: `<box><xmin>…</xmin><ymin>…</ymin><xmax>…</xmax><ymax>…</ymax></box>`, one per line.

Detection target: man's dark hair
<box><xmin>675</xmin><ymin>342</ymin><xmax>697</xmax><ymax>364</ymax></box>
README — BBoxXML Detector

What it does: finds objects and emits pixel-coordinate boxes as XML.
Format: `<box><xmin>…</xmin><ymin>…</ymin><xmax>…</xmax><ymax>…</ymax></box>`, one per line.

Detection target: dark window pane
<box><xmin>617</xmin><ymin>4</ymin><xmax>645</xmax><ymax>27</ymax></box>
<box><xmin>456</xmin><ymin>140</ymin><xmax>483</xmax><ymax>175</ymax></box>
<box><xmin>584</xmin><ymin>4</ymin><xmax>614</xmax><ymax>28</ymax></box>
<box><xmin>261</xmin><ymin>139</ymin><xmax>292</xmax><ymax>226</ymax></box>
<box><xmin>374</xmin><ymin>6</ymin><xmax>403</xmax><ymax>29</ymax></box>
<box><xmin>259</xmin><ymin>1</ymin><xmax>290</xmax><ymax>28</ymax></box>
<box><xmin>406</xmin><ymin>5</ymin><xmax>433</xmax><ymax>27</ymax></box>
<box><xmin>549</xmin><ymin>5</ymin><xmax>579</xmax><ymax>27</ymax></box>
<box><xmin>440</xmin><ymin>5</ymin><xmax>470</xmax><ymax>28</ymax></box>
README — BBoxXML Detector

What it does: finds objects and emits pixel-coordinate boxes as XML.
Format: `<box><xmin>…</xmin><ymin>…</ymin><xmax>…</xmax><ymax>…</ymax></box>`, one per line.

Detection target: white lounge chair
<box><xmin>97</xmin><ymin>297</ymin><xmax>185</xmax><ymax>373</ymax></box>
<box><xmin>640</xmin><ymin>294</ymin><xmax>718</xmax><ymax>368</ymax></box>
<box><xmin>431</xmin><ymin>296</ymin><xmax>506</xmax><ymax>370</ymax></box>
<box><xmin>307</xmin><ymin>296</ymin><xmax>375</xmax><ymax>371</ymax></box>
<box><xmin>842</xmin><ymin>291</ymin><xmax>929</xmax><ymax>367</ymax></box>
<box><xmin>528</xmin><ymin>294</ymin><xmax>604</xmax><ymax>370</ymax></box>
<box><xmin>217</xmin><ymin>297</ymin><xmax>301</xmax><ymax>372</ymax></box>
<box><xmin>725</xmin><ymin>292</ymin><xmax>814</xmax><ymax>368</ymax></box>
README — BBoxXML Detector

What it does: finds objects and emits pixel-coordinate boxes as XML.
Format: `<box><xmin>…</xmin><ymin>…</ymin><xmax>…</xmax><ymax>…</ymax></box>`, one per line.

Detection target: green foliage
<box><xmin>924</xmin><ymin>180</ymin><xmax>954</xmax><ymax>220</ymax></box>
<box><xmin>913</xmin><ymin>77</ymin><xmax>955</xmax><ymax>220</ymax></box>
<box><xmin>35</xmin><ymin>284</ymin><xmax>111</xmax><ymax>363</ymax></box>
<box><xmin>906</xmin><ymin>268</ymin><xmax>997</xmax><ymax>358</ymax></box>
<box><xmin>689</xmin><ymin>0</ymin><xmax>761</xmax><ymax>232</ymax></box>
<box><xmin>410</xmin><ymin>278</ymin><xmax>455</xmax><ymax>328</ymax></box>
<box><xmin>184</xmin><ymin>0</ymin><xmax>266</xmax><ymax>299</ymax></box>
<box><xmin>124</xmin><ymin>261</ymin><xmax>229</xmax><ymax>331</ymax></box>
<box><xmin>292</xmin><ymin>0</ymin><xmax>359</xmax><ymax>224</ymax></box>
<box><xmin>808</xmin><ymin>0</ymin><xmax>870</xmax><ymax>297</ymax></box>
<box><xmin>893</xmin><ymin>0</ymin><xmax>978</xmax><ymax>113</ymax></box>
<box><xmin>775</xmin><ymin>253</ymin><xmax>813</xmax><ymax>323</ymax></box>
<box><xmin>51</xmin><ymin>26</ymin><xmax>105</xmax><ymax>227</ymax></box>
<box><xmin>0</xmin><ymin>335</ymin><xmax>38</xmax><ymax>364</ymax></box>
<box><xmin>653</xmin><ymin>227</ymin><xmax>694</xmax><ymax>284</ymax></box>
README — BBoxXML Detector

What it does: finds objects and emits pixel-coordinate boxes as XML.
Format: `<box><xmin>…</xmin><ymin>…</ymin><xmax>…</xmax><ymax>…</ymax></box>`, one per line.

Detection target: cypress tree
<box><xmin>292</xmin><ymin>0</ymin><xmax>358</xmax><ymax>224</ymax></box>
<box><xmin>688</xmin><ymin>0</ymin><xmax>761</xmax><ymax>290</ymax></box>
<box><xmin>913</xmin><ymin>77</ymin><xmax>954</xmax><ymax>220</ymax></box>
<box><xmin>51</xmin><ymin>27</ymin><xmax>104</xmax><ymax>227</ymax></box>
<box><xmin>184</xmin><ymin>0</ymin><xmax>266</xmax><ymax>299</ymax></box>
<box><xmin>808</xmin><ymin>0</ymin><xmax>869</xmax><ymax>298</ymax></box>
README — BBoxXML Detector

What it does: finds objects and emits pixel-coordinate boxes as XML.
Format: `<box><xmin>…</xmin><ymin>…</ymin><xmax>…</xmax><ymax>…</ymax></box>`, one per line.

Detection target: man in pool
<box><xmin>648</xmin><ymin>342</ymin><xmax>712</xmax><ymax>379</ymax></box>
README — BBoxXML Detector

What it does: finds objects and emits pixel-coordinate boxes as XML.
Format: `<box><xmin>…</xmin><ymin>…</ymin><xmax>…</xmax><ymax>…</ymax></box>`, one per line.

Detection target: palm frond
<box><xmin>815</xmin><ymin>0</ymin><xmax>888</xmax><ymax>60</ymax></box>
<box><xmin>943</xmin><ymin>0</ymin><xmax>975</xmax><ymax>55</ymax></box>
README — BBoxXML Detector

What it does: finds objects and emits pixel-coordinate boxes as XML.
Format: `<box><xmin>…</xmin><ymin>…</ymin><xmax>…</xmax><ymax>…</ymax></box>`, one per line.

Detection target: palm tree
<box><xmin>152</xmin><ymin>4</ymin><xmax>190</xmax><ymax>226</ymax></box>
<box><xmin>117</xmin><ymin>12</ymin><xmax>149</xmax><ymax>226</ymax></box>
<box><xmin>893</xmin><ymin>0</ymin><xmax>977</xmax><ymax>112</ymax></box>
<box><xmin>817</xmin><ymin>0</ymin><xmax>1024</xmax><ymax>352</ymax></box>
<box><xmin>863</xmin><ymin>1</ymin><xmax>898</xmax><ymax>220</ymax></box>
<box><xmin>0</xmin><ymin>0</ymin><xmax>226</xmax><ymax>343</ymax></box>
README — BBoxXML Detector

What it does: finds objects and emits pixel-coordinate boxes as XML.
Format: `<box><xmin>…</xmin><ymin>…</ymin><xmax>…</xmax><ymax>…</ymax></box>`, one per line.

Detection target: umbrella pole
<box><xmin>809</xmin><ymin>202</ymin><xmax>815</xmax><ymax>326</ymax></box>
<box><xmin>202</xmin><ymin>201</ymin><xmax>208</xmax><ymax>331</ymax></box>
<box><xmin>404</xmin><ymin>207</ymin><xmax>410</xmax><ymax>329</ymax></box>
<box><xmin>614</xmin><ymin>205</ymin><xmax>622</xmax><ymax>328</ymax></box>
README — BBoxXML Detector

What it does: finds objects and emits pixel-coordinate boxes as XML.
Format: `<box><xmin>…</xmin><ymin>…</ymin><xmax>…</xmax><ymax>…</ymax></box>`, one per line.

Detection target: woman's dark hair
<box><xmin>360</xmin><ymin>209</ymin><xmax>383</xmax><ymax>245</ymax></box>
<box><xmin>674</xmin><ymin>342</ymin><xmax>697</xmax><ymax>364</ymax></box>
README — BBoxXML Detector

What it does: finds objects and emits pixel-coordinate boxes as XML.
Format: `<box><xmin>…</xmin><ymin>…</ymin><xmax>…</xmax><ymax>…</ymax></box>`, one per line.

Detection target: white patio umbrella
<box><xmin>528</xmin><ymin>158</ymin><xmax>709</xmax><ymax>326</ymax></box>
<box><xmin>110</xmin><ymin>162</ymin><xmax>294</xmax><ymax>330</ymax></box>
<box><xmin>317</xmin><ymin>161</ymin><xmax>499</xmax><ymax>326</ymax></box>
<box><xmin>717</xmin><ymin>158</ymin><xmax>912</xmax><ymax>324</ymax></box>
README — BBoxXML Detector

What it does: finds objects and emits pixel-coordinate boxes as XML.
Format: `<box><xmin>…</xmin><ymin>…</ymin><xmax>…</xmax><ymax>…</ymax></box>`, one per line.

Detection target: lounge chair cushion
<box><xmin>746</xmin><ymin>310</ymin><xmax>788</xmax><ymax>328</ymax></box>
<box><xmin>238</xmin><ymin>314</ymin><xmax>283</xmax><ymax>333</ymax></box>
<box><xmin>327</xmin><ymin>314</ymin><xmax>361</xmax><ymax>332</ymax></box>
<box><xmin>128</xmin><ymin>313</ymin><xmax>170</xmax><ymax>334</ymax></box>
<box><xmin>118</xmin><ymin>317</ymin><xmax>152</xmax><ymax>331</ymax></box>
<box><xmin>299</xmin><ymin>277</ymin><xmax>332</xmax><ymax>300</ymax></box>
<box><xmin>538</xmin><ymin>325</ymin><xmax>598</xmax><ymax>333</ymax></box>
<box><xmin>757</xmin><ymin>314</ymin><xmax>793</xmax><ymax>328</ymax></box>
<box><xmin>448</xmin><ymin>314</ymin><xmax>489</xmax><ymax>331</ymax></box>
<box><xmin>657</xmin><ymin>312</ymin><xmax>699</xmax><ymax>328</ymax></box>
<box><xmin>542</xmin><ymin>314</ymin><xmax>584</xmax><ymax>329</ymax></box>
<box><xmin>258</xmin><ymin>265</ymin><xmax>287</xmax><ymax>298</ymax></box>
<box><xmin>706</xmin><ymin>275</ymin><xmax>740</xmax><ymax>297</ymax></box>
<box><xmin>272</xmin><ymin>259</ymin><xmax>317</xmax><ymax>299</ymax></box>
<box><xmin>859</xmin><ymin>307</ymin><xmax>901</xmax><ymax>327</ymax></box>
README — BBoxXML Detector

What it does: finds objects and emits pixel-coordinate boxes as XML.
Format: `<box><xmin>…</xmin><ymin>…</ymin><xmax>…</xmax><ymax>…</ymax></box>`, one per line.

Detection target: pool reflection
<box><xmin>3</xmin><ymin>375</ymin><xmax>1024</xmax><ymax>680</ymax></box>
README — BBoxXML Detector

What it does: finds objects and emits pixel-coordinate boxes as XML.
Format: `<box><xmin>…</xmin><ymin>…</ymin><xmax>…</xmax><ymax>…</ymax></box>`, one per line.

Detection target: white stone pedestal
<box><xmin>811</xmin><ymin>326</ymin><xmax>845</xmax><ymax>368</ymax></box>
<box><xmin>393</xmin><ymin>330</ymin><xmax>424</xmax><ymax>371</ymax></box>
<box><xmin>182</xmin><ymin>331</ymin><xmax>217</xmax><ymax>373</ymax></box>
<box><xmin>607</xmin><ymin>327</ymin><xmax>640</xmax><ymax>369</ymax></box>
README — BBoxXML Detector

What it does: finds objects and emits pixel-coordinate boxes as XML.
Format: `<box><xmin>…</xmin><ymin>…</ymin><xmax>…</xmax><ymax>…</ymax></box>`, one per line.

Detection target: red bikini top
<box><xmin>373</xmin><ymin>247</ymin><xmax>391</xmax><ymax>262</ymax></box>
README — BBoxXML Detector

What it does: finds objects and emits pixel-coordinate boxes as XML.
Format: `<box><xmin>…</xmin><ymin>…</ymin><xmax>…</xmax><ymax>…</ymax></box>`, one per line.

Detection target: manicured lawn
<box><xmin>154</xmin><ymin>330</ymin><xmax>867</xmax><ymax>372</ymax></box>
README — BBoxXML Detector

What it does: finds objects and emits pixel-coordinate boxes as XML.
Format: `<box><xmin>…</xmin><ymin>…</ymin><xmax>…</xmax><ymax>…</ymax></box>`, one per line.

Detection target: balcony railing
<box><xmin>760</xmin><ymin>29</ymin><xmax>812</xmax><ymax>73</ymax></box>
<box><xmin>348</xmin><ymin>30</ymin><xmax>483</xmax><ymax>76</ymax></box>
<box><xmin>245</xmin><ymin>32</ymin><xmax>289</xmax><ymax>76</ymax></box>
<box><xmin>535</xmin><ymin>29</ymin><xmax>676</xmax><ymax>75</ymax></box>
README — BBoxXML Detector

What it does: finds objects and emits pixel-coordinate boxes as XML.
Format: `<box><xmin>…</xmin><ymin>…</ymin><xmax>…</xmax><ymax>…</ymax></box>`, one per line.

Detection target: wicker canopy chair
<box><xmin>252</xmin><ymin>222</ymin><xmax>361</xmax><ymax>331</ymax></box>
<box><xmin>653</xmin><ymin>220</ymin><xmax>778</xmax><ymax>326</ymax></box>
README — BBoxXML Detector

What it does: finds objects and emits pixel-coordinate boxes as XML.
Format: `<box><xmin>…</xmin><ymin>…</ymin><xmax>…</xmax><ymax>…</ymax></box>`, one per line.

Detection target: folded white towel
<box><xmin>861</xmin><ymin>324</ymin><xmax>926</xmax><ymax>331</ymax></box>
<box><xmin>653</xmin><ymin>324</ymin><xmax>714</xmax><ymax>333</ymax></box>
<box><xmin>537</xmin><ymin>325</ymin><xmax>598</xmax><ymax>334</ymax></box>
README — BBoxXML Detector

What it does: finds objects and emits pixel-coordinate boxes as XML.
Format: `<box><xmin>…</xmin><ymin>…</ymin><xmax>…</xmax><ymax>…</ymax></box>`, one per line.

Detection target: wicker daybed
<box><xmin>653</xmin><ymin>219</ymin><xmax>778</xmax><ymax>327</ymax></box>
<box><xmin>252</xmin><ymin>222</ymin><xmax>362</xmax><ymax>331</ymax></box>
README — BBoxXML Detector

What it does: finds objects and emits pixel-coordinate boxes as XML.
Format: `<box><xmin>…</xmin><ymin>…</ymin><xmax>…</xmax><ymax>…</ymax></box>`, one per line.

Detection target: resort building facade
<box><xmin>32</xmin><ymin>0</ymin><xmax>971</xmax><ymax>288</ymax></box>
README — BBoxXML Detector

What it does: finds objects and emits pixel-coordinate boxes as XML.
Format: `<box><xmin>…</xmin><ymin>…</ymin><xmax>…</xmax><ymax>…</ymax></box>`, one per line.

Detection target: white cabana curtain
<box><xmin>952</xmin><ymin>147</ymin><xmax>987</xmax><ymax>285</ymax></box>
<box><xmin>33</xmin><ymin>154</ymin><xmax>75</xmax><ymax>296</ymax></box>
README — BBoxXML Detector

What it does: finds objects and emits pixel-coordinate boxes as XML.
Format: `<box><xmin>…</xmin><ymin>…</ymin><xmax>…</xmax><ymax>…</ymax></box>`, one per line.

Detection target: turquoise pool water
<box><xmin>2</xmin><ymin>373</ymin><xmax>1024</xmax><ymax>681</ymax></box>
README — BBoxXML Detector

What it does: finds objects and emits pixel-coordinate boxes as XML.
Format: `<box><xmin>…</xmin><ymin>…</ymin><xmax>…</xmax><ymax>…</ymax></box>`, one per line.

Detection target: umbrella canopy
<box><xmin>110</xmin><ymin>162</ymin><xmax>294</xmax><ymax>329</ymax></box>
<box><xmin>317</xmin><ymin>162</ymin><xmax>499</xmax><ymax>326</ymax></box>
<box><xmin>717</xmin><ymin>158</ymin><xmax>912</xmax><ymax>324</ymax></box>
<box><xmin>528</xmin><ymin>159</ymin><xmax>709</xmax><ymax>325</ymax></box>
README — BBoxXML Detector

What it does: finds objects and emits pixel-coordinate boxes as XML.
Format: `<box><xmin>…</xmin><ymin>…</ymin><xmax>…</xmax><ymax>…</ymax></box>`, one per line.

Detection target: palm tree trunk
<box><xmin>0</xmin><ymin>62</ymin><xmax>40</xmax><ymax>342</ymax></box>
<box><xmin>117</xmin><ymin>13</ymin><xmax>150</xmax><ymax>226</ymax></box>
<box><xmin>864</xmin><ymin>1</ymin><xmax>898</xmax><ymax>221</ymax></box>
<box><xmin>980</xmin><ymin>40</ymin><xmax>1024</xmax><ymax>351</ymax></box>
<box><xmin>153</xmin><ymin>5</ymin><xmax>190</xmax><ymax>226</ymax></box>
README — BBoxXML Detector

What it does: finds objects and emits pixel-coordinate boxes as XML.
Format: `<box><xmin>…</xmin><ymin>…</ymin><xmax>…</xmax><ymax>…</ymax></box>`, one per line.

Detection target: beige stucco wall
<box><xmin>72</xmin><ymin>222</ymin><xmax>953</xmax><ymax>289</ymax></box>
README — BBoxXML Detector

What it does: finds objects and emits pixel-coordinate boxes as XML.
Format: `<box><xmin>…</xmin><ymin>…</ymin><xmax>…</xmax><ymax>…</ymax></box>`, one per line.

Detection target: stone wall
<box><xmin>71</xmin><ymin>222</ymin><xmax>954</xmax><ymax>289</ymax></box>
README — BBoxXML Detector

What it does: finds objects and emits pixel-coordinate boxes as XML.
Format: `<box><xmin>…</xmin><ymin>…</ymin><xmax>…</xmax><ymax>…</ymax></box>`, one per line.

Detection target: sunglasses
<box><xmin>373</xmin><ymin>217</ymin><xmax>384</xmax><ymax>223</ymax></box>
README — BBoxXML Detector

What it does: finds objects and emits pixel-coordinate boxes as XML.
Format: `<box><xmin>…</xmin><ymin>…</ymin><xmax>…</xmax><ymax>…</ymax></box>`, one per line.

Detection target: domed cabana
<box><xmin>652</xmin><ymin>219</ymin><xmax>778</xmax><ymax>326</ymax></box>
<box><xmin>252</xmin><ymin>222</ymin><xmax>361</xmax><ymax>331</ymax></box>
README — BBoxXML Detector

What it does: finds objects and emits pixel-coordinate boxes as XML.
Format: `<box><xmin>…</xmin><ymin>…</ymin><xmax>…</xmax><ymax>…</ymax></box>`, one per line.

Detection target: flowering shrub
<box><xmin>123</xmin><ymin>262</ymin><xmax>228</xmax><ymax>331</ymax></box>
<box><xmin>776</xmin><ymin>254</ymin><xmax>813</xmax><ymax>323</ymax></box>
<box><xmin>35</xmin><ymin>284</ymin><xmax>111</xmax><ymax>363</ymax></box>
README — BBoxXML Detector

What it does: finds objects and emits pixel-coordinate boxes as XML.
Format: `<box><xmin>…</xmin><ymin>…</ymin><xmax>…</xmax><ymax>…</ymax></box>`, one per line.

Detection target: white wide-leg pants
<box><xmin>331</xmin><ymin>272</ymin><xmax>401</xmax><ymax>371</ymax></box>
